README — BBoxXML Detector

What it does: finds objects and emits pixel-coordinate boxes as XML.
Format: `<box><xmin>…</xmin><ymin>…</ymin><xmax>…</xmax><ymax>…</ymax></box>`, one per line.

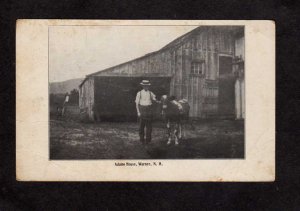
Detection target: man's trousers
<box><xmin>138</xmin><ymin>105</ymin><xmax>153</xmax><ymax>143</ymax></box>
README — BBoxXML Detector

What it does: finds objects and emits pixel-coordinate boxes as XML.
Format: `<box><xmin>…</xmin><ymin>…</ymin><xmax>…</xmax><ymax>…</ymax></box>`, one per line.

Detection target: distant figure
<box><xmin>62</xmin><ymin>92</ymin><xmax>69</xmax><ymax>116</ymax></box>
<box><xmin>56</xmin><ymin>106</ymin><xmax>63</xmax><ymax>117</ymax></box>
<box><xmin>135</xmin><ymin>80</ymin><xmax>160</xmax><ymax>145</ymax></box>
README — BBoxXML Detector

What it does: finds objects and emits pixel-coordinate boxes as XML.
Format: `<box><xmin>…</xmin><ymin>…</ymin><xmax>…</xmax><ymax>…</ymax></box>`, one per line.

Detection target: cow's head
<box><xmin>160</xmin><ymin>95</ymin><xmax>177</xmax><ymax>111</ymax></box>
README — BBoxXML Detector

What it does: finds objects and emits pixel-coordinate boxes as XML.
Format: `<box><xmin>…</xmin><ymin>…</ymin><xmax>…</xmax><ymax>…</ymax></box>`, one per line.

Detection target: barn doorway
<box><xmin>94</xmin><ymin>76</ymin><xmax>171</xmax><ymax>121</ymax></box>
<box><xmin>218</xmin><ymin>56</ymin><xmax>235</xmax><ymax>118</ymax></box>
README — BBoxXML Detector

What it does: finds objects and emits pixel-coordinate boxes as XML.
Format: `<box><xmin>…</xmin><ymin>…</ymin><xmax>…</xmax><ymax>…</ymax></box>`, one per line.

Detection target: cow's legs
<box><xmin>174</xmin><ymin>122</ymin><xmax>179</xmax><ymax>145</ymax></box>
<box><xmin>178</xmin><ymin>123</ymin><xmax>182</xmax><ymax>140</ymax></box>
<box><xmin>166</xmin><ymin>120</ymin><xmax>172</xmax><ymax>145</ymax></box>
<box><xmin>167</xmin><ymin>137</ymin><xmax>172</xmax><ymax>145</ymax></box>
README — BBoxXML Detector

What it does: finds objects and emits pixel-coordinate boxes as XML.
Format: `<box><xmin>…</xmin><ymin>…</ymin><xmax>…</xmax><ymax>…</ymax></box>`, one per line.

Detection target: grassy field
<box><xmin>50</xmin><ymin>119</ymin><xmax>244</xmax><ymax>159</ymax></box>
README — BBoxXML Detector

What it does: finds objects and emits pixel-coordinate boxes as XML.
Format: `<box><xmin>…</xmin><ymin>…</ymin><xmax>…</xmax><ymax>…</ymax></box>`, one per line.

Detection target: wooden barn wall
<box><xmin>96</xmin><ymin>51</ymin><xmax>172</xmax><ymax>76</ymax></box>
<box><xmin>234</xmin><ymin>33</ymin><xmax>245</xmax><ymax>119</ymax></box>
<box><xmin>91</xmin><ymin>26</ymin><xmax>239</xmax><ymax>118</ymax></box>
<box><xmin>170</xmin><ymin>27</ymin><xmax>235</xmax><ymax>118</ymax></box>
<box><xmin>79</xmin><ymin>77</ymin><xmax>95</xmax><ymax>119</ymax></box>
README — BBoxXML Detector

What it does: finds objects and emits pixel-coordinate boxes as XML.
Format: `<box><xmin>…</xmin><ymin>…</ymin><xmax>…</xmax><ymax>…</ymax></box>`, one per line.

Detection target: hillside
<box><xmin>50</xmin><ymin>78</ymin><xmax>83</xmax><ymax>94</ymax></box>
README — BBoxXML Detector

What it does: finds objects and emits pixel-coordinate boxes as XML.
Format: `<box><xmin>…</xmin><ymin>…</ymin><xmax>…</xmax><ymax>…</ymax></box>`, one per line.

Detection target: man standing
<box><xmin>135</xmin><ymin>80</ymin><xmax>159</xmax><ymax>144</ymax></box>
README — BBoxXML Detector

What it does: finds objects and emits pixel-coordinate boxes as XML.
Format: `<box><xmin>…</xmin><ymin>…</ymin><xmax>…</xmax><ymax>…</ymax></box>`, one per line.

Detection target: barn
<box><xmin>79</xmin><ymin>26</ymin><xmax>245</xmax><ymax>121</ymax></box>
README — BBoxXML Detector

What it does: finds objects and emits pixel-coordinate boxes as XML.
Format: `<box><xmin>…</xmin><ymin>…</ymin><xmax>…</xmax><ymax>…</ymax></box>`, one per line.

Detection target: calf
<box><xmin>160</xmin><ymin>95</ymin><xmax>190</xmax><ymax>145</ymax></box>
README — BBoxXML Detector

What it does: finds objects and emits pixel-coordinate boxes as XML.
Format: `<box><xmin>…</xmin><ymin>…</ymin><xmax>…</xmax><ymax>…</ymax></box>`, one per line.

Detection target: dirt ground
<box><xmin>50</xmin><ymin>119</ymin><xmax>244</xmax><ymax>159</ymax></box>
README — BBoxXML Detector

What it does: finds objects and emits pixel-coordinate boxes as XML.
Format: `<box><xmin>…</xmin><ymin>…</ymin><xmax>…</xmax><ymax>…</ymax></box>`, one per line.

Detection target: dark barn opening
<box><xmin>94</xmin><ymin>76</ymin><xmax>171</xmax><ymax>121</ymax></box>
<box><xmin>218</xmin><ymin>56</ymin><xmax>235</xmax><ymax>118</ymax></box>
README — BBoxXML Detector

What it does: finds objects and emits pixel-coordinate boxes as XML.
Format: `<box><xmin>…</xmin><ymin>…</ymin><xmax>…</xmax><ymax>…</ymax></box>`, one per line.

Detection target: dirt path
<box><xmin>50</xmin><ymin>120</ymin><xmax>244</xmax><ymax>159</ymax></box>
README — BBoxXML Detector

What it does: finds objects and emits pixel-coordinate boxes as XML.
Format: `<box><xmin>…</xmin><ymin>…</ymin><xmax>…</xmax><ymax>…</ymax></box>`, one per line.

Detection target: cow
<box><xmin>160</xmin><ymin>95</ymin><xmax>191</xmax><ymax>145</ymax></box>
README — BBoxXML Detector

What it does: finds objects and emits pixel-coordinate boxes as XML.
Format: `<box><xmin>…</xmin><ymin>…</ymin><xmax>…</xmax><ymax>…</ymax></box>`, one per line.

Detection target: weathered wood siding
<box><xmin>86</xmin><ymin>26</ymin><xmax>243</xmax><ymax>119</ymax></box>
<box><xmin>235</xmin><ymin>78</ymin><xmax>245</xmax><ymax>119</ymax></box>
<box><xmin>234</xmin><ymin>33</ymin><xmax>245</xmax><ymax>119</ymax></box>
<box><xmin>96</xmin><ymin>51</ymin><xmax>172</xmax><ymax>77</ymax></box>
<box><xmin>79</xmin><ymin>77</ymin><xmax>95</xmax><ymax>119</ymax></box>
<box><xmin>169</xmin><ymin>26</ymin><xmax>236</xmax><ymax>118</ymax></box>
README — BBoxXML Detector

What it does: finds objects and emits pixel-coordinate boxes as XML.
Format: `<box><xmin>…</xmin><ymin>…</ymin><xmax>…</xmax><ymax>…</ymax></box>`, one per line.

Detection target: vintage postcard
<box><xmin>16</xmin><ymin>20</ymin><xmax>275</xmax><ymax>181</ymax></box>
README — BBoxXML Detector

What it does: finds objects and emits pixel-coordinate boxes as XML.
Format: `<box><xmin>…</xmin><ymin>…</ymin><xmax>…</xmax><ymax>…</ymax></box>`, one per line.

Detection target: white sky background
<box><xmin>49</xmin><ymin>25</ymin><xmax>198</xmax><ymax>82</ymax></box>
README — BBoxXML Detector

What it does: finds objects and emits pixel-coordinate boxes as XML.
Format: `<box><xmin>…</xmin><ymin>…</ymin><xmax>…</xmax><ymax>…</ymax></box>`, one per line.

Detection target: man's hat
<box><xmin>140</xmin><ymin>80</ymin><xmax>151</xmax><ymax>86</ymax></box>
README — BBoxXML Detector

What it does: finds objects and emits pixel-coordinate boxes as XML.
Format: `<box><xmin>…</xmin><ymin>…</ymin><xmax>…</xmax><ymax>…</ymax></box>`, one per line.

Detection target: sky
<box><xmin>49</xmin><ymin>25</ymin><xmax>198</xmax><ymax>82</ymax></box>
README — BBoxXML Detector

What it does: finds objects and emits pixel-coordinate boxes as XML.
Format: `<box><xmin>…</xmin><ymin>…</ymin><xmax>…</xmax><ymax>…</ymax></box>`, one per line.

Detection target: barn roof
<box><xmin>79</xmin><ymin>26</ymin><xmax>243</xmax><ymax>87</ymax></box>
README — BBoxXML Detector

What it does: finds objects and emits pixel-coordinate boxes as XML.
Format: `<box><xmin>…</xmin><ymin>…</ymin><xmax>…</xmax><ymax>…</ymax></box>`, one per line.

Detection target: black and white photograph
<box><xmin>49</xmin><ymin>25</ymin><xmax>245</xmax><ymax>160</ymax></box>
